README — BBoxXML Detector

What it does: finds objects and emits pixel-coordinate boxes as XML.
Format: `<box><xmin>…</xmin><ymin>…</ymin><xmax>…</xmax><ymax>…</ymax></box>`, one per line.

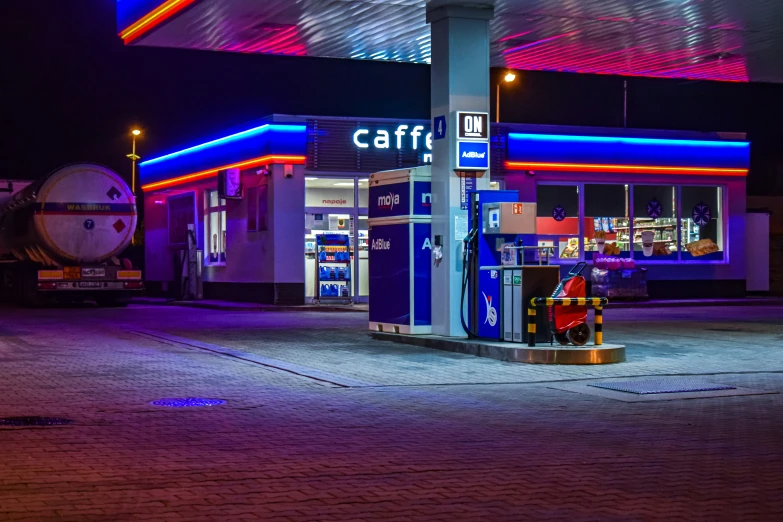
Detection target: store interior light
<box><xmin>305</xmin><ymin>177</ymin><xmax>318</xmax><ymax>180</ymax></box>
<box><xmin>333</xmin><ymin>182</ymin><xmax>355</xmax><ymax>186</ymax></box>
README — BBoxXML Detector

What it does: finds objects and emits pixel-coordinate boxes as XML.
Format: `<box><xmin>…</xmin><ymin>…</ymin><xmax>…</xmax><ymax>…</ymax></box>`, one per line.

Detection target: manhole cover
<box><xmin>0</xmin><ymin>416</ymin><xmax>74</xmax><ymax>426</ymax></box>
<box><xmin>150</xmin><ymin>398</ymin><xmax>226</xmax><ymax>408</ymax></box>
<box><xmin>589</xmin><ymin>379</ymin><xmax>736</xmax><ymax>395</ymax></box>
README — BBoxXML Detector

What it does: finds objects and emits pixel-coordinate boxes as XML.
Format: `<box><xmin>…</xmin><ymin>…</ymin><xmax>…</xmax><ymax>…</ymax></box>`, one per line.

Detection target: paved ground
<box><xmin>1</xmin><ymin>304</ymin><xmax>782</xmax><ymax>521</ymax></box>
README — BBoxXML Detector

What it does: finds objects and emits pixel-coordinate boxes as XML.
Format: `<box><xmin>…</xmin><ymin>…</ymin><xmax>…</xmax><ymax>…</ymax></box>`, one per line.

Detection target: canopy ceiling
<box><xmin>118</xmin><ymin>0</ymin><xmax>783</xmax><ymax>83</ymax></box>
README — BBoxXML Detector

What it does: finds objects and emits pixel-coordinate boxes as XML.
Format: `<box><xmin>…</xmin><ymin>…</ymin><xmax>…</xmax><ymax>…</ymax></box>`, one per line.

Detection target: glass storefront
<box><xmin>537</xmin><ymin>181</ymin><xmax>726</xmax><ymax>263</ymax></box>
<box><xmin>680</xmin><ymin>186</ymin><xmax>723</xmax><ymax>260</ymax></box>
<box><xmin>583</xmin><ymin>184</ymin><xmax>630</xmax><ymax>258</ymax></box>
<box><xmin>536</xmin><ymin>184</ymin><xmax>580</xmax><ymax>260</ymax></box>
<box><xmin>304</xmin><ymin>177</ymin><xmax>369</xmax><ymax>302</ymax></box>
<box><xmin>205</xmin><ymin>190</ymin><xmax>226</xmax><ymax>265</ymax></box>
<box><xmin>633</xmin><ymin>185</ymin><xmax>678</xmax><ymax>260</ymax></box>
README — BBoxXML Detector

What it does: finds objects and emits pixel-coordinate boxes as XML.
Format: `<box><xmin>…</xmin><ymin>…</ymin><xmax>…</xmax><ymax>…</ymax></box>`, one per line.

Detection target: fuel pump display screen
<box><xmin>488</xmin><ymin>208</ymin><xmax>500</xmax><ymax>228</ymax></box>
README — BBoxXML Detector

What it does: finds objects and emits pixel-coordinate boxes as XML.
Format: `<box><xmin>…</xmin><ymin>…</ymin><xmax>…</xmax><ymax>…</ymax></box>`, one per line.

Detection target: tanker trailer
<box><xmin>0</xmin><ymin>163</ymin><xmax>143</xmax><ymax>306</ymax></box>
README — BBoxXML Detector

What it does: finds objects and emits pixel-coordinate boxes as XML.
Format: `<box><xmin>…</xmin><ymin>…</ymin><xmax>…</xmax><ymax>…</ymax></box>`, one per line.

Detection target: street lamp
<box><xmin>127</xmin><ymin>129</ymin><xmax>142</xmax><ymax>195</ymax></box>
<box><xmin>496</xmin><ymin>71</ymin><xmax>517</xmax><ymax>123</ymax></box>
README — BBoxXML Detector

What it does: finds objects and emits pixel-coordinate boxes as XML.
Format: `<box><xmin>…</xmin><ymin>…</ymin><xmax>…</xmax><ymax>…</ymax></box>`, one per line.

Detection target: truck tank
<box><xmin>0</xmin><ymin>164</ymin><xmax>137</xmax><ymax>265</ymax></box>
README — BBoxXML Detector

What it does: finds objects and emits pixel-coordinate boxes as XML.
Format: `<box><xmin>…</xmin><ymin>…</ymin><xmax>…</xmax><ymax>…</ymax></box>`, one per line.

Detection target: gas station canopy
<box><xmin>119</xmin><ymin>0</ymin><xmax>783</xmax><ymax>83</ymax></box>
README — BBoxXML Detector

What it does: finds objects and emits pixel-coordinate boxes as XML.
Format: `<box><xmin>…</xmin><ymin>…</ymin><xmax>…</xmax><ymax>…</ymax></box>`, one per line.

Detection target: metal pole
<box><xmin>495</xmin><ymin>83</ymin><xmax>500</xmax><ymax>123</ymax></box>
<box><xmin>131</xmin><ymin>136</ymin><xmax>137</xmax><ymax>195</ymax></box>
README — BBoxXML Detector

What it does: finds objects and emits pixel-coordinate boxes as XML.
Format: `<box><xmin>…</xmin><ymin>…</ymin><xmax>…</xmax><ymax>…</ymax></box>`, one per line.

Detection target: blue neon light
<box><xmin>508</xmin><ymin>133</ymin><xmax>749</xmax><ymax>148</ymax></box>
<box><xmin>139</xmin><ymin>123</ymin><xmax>307</xmax><ymax>186</ymax></box>
<box><xmin>141</xmin><ymin>124</ymin><xmax>307</xmax><ymax>167</ymax></box>
<box><xmin>507</xmin><ymin>132</ymin><xmax>750</xmax><ymax>170</ymax></box>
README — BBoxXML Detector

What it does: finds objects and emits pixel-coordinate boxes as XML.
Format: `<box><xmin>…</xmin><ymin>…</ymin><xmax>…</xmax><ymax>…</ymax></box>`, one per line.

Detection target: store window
<box><xmin>358</xmin><ymin>178</ymin><xmax>369</xmax><ymax>208</ymax></box>
<box><xmin>205</xmin><ymin>190</ymin><xmax>226</xmax><ymax>264</ymax></box>
<box><xmin>633</xmin><ymin>185</ymin><xmax>678</xmax><ymax>260</ymax></box>
<box><xmin>305</xmin><ymin>177</ymin><xmax>355</xmax><ymax>209</ymax></box>
<box><xmin>681</xmin><ymin>186</ymin><xmax>723</xmax><ymax>260</ymax></box>
<box><xmin>584</xmin><ymin>184</ymin><xmax>629</xmax><ymax>259</ymax></box>
<box><xmin>536</xmin><ymin>184</ymin><xmax>579</xmax><ymax>261</ymax></box>
<box><xmin>167</xmin><ymin>193</ymin><xmax>195</xmax><ymax>245</ymax></box>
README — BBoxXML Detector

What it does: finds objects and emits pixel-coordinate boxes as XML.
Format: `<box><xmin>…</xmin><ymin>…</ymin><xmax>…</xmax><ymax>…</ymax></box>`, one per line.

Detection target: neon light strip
<box><xmin>141</xmin><ymin>155</ymin><xmax>306</xmax><ymax>190</ymax></box>
<box><xmin>505</xmin><ymin>162</ymin><xmax>748</xmax><ymax>177</ymax></box>
<box><xmin>119</xmin><ymin>0</ymin><xmax>197</xmax><ymax>44</ymax></box>
<box><xmin>140</xmin><ymin>124</ymin><xmax>306</xmax><ymax>167</ymax></box>
<box><xmin>508</xmin><ymin>133</ymin><xmax>749</xmax><ymax>148</ymax></box>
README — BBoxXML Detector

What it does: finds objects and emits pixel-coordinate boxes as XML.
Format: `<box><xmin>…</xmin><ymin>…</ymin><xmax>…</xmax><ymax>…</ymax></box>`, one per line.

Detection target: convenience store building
<box><xmin>139</xmin><ymin>114</ymin><xmax>750</xmax><ymax>305</ymax></box>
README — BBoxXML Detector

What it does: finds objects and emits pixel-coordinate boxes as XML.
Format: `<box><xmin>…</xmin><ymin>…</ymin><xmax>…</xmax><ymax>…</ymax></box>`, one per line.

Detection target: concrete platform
<box><xmin>371</xmin><ymin>332</ymin><xmax>625</xmax><ymax>365</ymax></box>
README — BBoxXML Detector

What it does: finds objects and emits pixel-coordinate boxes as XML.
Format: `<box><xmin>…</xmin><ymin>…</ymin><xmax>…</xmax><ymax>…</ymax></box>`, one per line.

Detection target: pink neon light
<box><xmin>503</xmin><ymin>34</ymin><xmax>748</xmax><ymax>82</ymax></box>
<box><xmin>222</xmin><ymin>26</ymin><xmax>306</xmax><ymax>56</ymax></box>
<box><xmin>502</xmin><ymin>31</ymin><xmax>580</xmax><ymax>55</ymax></box>
<box><xmin>498</xmin><ymin>31</ymin><xmax>534</xmax><ymax>42</ymax></box>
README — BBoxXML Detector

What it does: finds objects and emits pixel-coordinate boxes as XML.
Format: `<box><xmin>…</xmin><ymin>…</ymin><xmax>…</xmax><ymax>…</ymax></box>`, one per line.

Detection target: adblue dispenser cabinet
<box><xmin>367</xmin><ymin>166</ymin><xmax>431</xmax><ymax>334</ymax></box>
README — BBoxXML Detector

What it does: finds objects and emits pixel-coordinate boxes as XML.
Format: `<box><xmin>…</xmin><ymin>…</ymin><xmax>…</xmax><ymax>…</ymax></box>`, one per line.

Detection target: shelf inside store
<box><xmin>615</xmin><ymin>224</ymin><xmax>675</xmax><ymax>230</ymax></box>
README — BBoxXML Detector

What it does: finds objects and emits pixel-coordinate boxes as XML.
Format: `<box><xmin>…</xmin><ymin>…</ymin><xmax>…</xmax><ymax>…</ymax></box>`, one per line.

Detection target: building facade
<box><xmin>140</xmin><ymin>114</ymin><xmax>750</xmax><ymax>304</ymax></box>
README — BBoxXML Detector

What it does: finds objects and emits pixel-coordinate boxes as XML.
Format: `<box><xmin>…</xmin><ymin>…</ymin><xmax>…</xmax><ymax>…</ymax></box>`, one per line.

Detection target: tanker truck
<box><xmin>0</xmin><ymin>163</ymin><xmax>143</xmax><ymax>306</ymax></box>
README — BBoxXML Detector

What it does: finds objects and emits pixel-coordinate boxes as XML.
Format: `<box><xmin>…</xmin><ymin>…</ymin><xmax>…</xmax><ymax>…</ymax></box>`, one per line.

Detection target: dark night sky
<box><xmin>2</xmin><ymin>0</ymin><xmax>782</xmax><ymax>195</ymax></box>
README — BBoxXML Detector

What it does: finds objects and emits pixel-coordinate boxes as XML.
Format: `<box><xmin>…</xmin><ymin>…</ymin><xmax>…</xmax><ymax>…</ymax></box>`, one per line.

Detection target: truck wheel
<box><xmin>19</xmin><ymin>273</ymin><xmax>40</xmax><ymax>308</ymax></box>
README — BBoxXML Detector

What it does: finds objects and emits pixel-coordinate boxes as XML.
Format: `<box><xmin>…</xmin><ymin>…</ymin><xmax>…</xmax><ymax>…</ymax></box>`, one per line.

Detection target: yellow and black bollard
<box><xmin>527</xmin><ymin>300</ymin><xmax>537</xmax><ymax>347</ymax></box>
<box><xmin>594</xmin><ymin>306</ymin><xmax>603</xmax><ymax>346</ymax></box>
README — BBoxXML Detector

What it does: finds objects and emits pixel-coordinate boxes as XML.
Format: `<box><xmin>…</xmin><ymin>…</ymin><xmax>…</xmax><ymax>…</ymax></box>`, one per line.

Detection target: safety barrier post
<box><xmin>594</xmin><ymin>305</ymin><xmax>603</xmax><ymax>346</ymax></box>
<box><xmin>527</xmin><ymin>299</ymin><xmax>537</xmax><ymax>347</ymax></box>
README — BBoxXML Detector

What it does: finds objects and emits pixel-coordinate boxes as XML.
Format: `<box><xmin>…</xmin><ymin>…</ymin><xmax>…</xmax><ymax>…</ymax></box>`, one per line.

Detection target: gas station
<box><xmin>122</xmin><ymin>1</ymin><xmax>772</xmax><ymax>363</ymax></box>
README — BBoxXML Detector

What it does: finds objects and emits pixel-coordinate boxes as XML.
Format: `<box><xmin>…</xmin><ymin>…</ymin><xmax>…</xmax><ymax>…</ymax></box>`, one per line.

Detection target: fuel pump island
<box><xmin>368</xmin><ymin>115</ymin><xmax>624</xmax><ymax>364</ymax></box>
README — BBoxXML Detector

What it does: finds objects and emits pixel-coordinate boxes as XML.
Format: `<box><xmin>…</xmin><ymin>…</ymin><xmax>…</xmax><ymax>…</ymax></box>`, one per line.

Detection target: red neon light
<box><xmin>505</xmin><ymin>162</ymin><xmax>748</xmax><ymax>177</ymax></box>
<box><xmin>141</xmin><ymin>155</ymin><xmax>306</xmax><ymax>190</ymax></box>
<box><xmin>120</xmin><ymin>0</ymin><xmax>197</xmax><ymax>44</ymax></box>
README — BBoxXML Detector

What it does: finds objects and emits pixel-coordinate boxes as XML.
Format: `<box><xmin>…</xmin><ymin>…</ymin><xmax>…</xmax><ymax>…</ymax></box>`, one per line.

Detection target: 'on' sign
<box><xmin>457</xmin><ymin>112</ymin><xmax>488</xmax><ymax>140</ymax></box>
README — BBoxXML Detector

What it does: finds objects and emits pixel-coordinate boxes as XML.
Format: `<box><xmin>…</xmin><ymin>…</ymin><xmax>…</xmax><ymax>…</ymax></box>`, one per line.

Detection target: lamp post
<box><xmin>495</xmin><ymin>71</ymin><xmax>517</xmax><ymax>123</ymax></box>
<box><xmin>127</xmin><ymin>129</ymin><xmax>141</xmax><ymax>195</ymax></box>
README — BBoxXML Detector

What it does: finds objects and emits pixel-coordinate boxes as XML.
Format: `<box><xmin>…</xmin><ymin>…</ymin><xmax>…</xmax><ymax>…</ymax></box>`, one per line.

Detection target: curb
<box><xmin>370</xmin><ymin>332</ymin><xmax>625</xmax><ymax>365</ymax></box>
<box><xmin>131</xmin><ymin>298</ymin><xmax>366</xmax><ymax>313</ymax></box>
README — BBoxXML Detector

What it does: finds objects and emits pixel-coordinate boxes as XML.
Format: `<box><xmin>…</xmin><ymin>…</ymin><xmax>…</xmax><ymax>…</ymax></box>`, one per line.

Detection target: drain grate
<box><xmin>590</xmin><ymin>378</ymin><xmax>736</xmax><ymax>395</ymax></box>
<box><xmin>150</xmin><ymin>398</ymin><xmax>226</xmax><ymax>408</ymax></box>
<box><xmin>0</xmin><ymin>416</ymin><xmax>74</xmax><ymax>426</ymax></box>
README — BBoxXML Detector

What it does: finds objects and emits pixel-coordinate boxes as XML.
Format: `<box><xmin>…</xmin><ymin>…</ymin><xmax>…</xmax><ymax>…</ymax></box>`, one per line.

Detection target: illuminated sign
<box><xmin>456</xmin><ymin>141</ymin><xmax>490</xmax><ymax>170</ymax></box>
<box><xmin>457</xmin><ymin>112</ymin><xmax>489</xmax><ymax>140</ymax></box>
<box><xmin>353</xmin><ymin>125</ymin><xmax>433</xmax><ymax>159</ymax></box>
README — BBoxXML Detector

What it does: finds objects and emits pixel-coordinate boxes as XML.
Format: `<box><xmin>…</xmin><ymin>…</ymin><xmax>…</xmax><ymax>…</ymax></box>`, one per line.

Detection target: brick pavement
<box><xmin>0</xmin><ymin>305</ymin><xmax>782</xmax><ymax>521</ymax></box>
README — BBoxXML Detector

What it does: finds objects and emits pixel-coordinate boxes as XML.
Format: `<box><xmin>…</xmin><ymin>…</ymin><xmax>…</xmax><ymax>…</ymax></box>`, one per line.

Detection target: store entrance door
<box><xmin>305</xmin><ymin>211</ymin><xmax>367</xmax><ymax>303</ymax></box>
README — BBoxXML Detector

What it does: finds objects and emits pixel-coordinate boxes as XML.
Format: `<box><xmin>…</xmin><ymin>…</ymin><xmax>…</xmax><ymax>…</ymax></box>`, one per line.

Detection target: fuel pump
<box><xmin>460</xmin><ymin>190</ymin><xmax>555</xmax><ymax>342</ymax></box>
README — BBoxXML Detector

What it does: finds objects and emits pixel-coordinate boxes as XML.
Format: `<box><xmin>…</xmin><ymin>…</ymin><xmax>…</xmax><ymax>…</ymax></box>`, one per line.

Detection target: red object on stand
<box><xmin>548</xmin><ymin>262</ymin><xmax>591</xmax><ymax>346</ymax></box>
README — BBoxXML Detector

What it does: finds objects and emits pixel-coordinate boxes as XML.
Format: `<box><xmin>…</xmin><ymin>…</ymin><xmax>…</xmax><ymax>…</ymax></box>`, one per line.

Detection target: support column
<box><xmin>427</xmin><ymin>4</ymin><xmax>494</xmax><ymax>337</ymax></box>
